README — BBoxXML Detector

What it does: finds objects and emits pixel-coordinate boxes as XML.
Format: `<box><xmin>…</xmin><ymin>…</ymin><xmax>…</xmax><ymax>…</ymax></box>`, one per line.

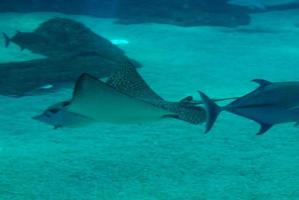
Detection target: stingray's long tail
<box><xmin>164</xmin><ymin>94</ymin><xmax>236</xmax><ymax>127</ymax></box>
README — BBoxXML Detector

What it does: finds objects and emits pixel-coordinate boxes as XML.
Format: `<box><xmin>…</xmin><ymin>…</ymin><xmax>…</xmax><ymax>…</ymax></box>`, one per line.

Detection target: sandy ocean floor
<box><xmin>0</xmin><ymin>8</ymin><xmax>299</xmax><ymax>200</ymax></box>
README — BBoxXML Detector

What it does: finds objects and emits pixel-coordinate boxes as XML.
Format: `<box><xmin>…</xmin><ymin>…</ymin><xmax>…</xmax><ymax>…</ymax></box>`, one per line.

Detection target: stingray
<box><xmin>34</xmin><ymin>64</ymin><xmax>207</xmax><ymax>128</ymax></box>
<box><xmin>199</xmin><ymin>79</ymin><xmax>299</xmax><ymax>135</ymax></box>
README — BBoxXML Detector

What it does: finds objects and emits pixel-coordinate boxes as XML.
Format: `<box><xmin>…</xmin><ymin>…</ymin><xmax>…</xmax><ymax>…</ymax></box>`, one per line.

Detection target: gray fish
<box><xmin>199</xmin><ymin>79</ymin><xmax>299</xmax><ymax>135</ymax></box>
<box><xmin>3</xmin><ymin>31</ymin><xmax>49</xmax><ymax>52</ymax></box>
<box><xmin>34</xmin><ymin>65</ymin><xmax>207</xmax><ymax>128</ymax></box>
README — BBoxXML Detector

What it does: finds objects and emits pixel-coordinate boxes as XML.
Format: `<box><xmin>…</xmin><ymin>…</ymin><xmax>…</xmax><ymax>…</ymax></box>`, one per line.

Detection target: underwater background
<box><xmin>0</xmin><ymin>0</ymin><xmax>299</xmax><ymax>199</ymax></box>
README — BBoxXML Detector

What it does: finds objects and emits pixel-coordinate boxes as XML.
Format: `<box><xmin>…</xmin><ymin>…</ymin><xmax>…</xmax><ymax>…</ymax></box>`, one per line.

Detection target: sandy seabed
<box><xmin>0</xmin><ymin>8</ymin><xmax>299</xmax><ymax>199</ymax></box>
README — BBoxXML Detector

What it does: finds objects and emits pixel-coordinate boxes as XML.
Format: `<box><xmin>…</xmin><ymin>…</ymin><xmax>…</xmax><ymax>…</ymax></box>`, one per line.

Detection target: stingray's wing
<box><xmin>106</xmin><ymin>64</ymin><xmax>164</xmax><ymax>101</ymax></box>
<box><xmin>106</xmin><ymin>65</ymin><xmax>207</xmax><ymax>125</ymax></box>
<box><xmin>68</xmin><ymin>73</ymin><xmax>171</xmax><ymax>122</ymax></box>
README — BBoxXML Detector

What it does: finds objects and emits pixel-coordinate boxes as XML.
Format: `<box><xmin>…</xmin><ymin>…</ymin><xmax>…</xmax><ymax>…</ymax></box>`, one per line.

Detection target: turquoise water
<box><xmin>0</xmin><ymin>10</ymin><xmax>299</xmax><ymax>199</ymax></box>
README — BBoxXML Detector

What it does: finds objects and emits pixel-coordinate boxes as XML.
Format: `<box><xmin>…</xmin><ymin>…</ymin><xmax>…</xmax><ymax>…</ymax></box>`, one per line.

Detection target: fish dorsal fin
<box><xmin>256</xmin><ymin>123</ymin><xmax>273</xmax><ymax>135</ymax></box>
<box><xmin>180</xmin><ymin>96</ymin><xmax>193</xmax><ymax>103</ymax></box>
<box><xmin>252</xmin><ymin>79</ymin><xmax>272</xmax><ymax>88</ymax></box>
<box><xmin>106</xmin><ymin>64</ymin><xmax>164</xmax><ymax>101</ymax></box>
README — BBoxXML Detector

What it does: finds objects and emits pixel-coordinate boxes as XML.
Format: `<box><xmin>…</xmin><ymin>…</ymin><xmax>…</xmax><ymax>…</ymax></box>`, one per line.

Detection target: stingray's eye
<box><xmin>54</xmin><ymin>125</ymin><xmax>62</xmax><ymax>129</ymax></box>
<box><xmin>48</xmin><ymin>108</ymin><xmax>60</xmax><ymax>114</ymax></box>
<box><xmin>62</xmin><ymin>101</ymin><xmax>71</xmax><ymax>107</ymax></box>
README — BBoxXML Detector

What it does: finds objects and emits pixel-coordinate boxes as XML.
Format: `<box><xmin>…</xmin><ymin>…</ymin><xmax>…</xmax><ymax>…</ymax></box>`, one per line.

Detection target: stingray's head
<box><xmin>33</xmin><ymin>100</ymin><xmax>92</xmax><ymax>129</ymax></box>
<box><xmin>33</xmin><ymin>101</ymin><xmax>71</xmax><ymax>129</ymax></box>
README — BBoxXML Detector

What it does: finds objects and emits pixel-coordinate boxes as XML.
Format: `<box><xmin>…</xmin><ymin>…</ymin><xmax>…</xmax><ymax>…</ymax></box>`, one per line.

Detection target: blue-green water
<box><xmin>0</xmin><ymin>8</ymin><xmax>299</xmax><ymax>200</ymax></box>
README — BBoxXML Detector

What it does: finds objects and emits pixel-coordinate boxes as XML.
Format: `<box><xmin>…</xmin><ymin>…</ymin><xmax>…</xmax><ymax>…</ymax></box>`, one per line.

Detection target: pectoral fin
<box><xmin>256</xmin><ymin>123</ymin><xmax>273</xmax><ymax>135</ymax></box>
<box><xmin>252</xmin><ymin>79</ymin><xmax>272</xmax><ymax>88</ymax></box>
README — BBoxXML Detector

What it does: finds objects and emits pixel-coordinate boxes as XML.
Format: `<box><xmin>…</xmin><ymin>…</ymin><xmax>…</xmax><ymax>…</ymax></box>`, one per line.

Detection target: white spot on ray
<box><xmin>110</xmin><ymin>39</ymin><xmax>129</xmax><ymax>45</ymax></box>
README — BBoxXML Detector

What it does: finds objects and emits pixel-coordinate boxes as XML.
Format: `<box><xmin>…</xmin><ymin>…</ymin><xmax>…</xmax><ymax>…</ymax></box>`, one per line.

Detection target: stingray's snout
<box><xmin>32</xmin><ymin>113</ymin><xmax>49</xmax><ymax>123</ymax></box>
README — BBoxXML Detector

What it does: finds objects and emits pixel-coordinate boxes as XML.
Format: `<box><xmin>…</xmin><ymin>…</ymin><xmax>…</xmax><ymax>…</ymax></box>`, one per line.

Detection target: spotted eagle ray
<box><xmin>199</xmin><ymin>79</ymin><xmax>299</xmax><ymax>135</ymax></box>
<box><xmin>34</xmin><ymin>64</ymin><xmax>207</xmax><ymax>128</ymax></box>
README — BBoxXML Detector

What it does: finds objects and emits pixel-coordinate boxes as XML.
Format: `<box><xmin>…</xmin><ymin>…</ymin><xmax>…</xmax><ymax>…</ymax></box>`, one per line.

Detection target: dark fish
<box><xmin>199</xmin><ymin>79</ymin><xmax>299</xmax><ymax>135</ymax></box>
<box><xmin>3</xmin><ymin>31</ymin><xmax>49</xmax><ymax>52</ymax></box>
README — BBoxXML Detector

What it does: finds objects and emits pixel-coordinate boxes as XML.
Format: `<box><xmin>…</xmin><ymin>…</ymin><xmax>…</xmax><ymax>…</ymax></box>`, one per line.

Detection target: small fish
<box><xmin>199</xmin><ymin>79</ymin><xmax>299</xmax><ymax>135</ymax></box>
<box><xmin>3</xmin><ymin>31</ymin><xmax>48</xmax><ymax>51</ymax></box>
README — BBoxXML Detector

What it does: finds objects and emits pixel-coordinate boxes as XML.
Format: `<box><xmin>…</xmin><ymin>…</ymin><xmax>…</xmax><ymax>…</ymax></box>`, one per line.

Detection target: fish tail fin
<box><xmin>198</xmin><ymin>91</ymin><xmax>222</xmax><ymax>133</ymax></box>
<box><xmin>3</xmin><ymin>32</ymin><xmax>10</xmax><ymax>48</ymax></box>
